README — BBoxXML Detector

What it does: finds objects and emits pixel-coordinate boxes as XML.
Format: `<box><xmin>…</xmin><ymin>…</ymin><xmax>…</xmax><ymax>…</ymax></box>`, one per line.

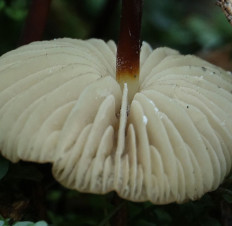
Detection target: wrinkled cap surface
<box><xmin>0</xmin><ymin>38</ymin><xmax>232</xmax><ymax>204</ymax></box>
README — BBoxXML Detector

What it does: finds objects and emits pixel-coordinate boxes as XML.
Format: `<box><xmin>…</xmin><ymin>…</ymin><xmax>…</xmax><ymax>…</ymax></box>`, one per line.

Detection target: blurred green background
<box><xmin>0</xmin><ymin>0</ymin><xmax>232</xmax><ymax>55</ymax></box>
<box><xmin>0</xmin><ymin>0</ymin><xmax>232</xmax><ymax>225</ymax></box>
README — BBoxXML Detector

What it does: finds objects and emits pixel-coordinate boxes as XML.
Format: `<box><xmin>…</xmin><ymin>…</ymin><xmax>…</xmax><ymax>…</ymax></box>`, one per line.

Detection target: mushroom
<box><xmin>0</xmin><ymin>0</ymin><xmax>232</xmax><ymax>205</ymax></box>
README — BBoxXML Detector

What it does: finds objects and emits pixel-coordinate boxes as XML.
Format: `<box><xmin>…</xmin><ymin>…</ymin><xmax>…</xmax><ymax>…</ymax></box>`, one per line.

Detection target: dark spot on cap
<box><xmin>202</xmin><ymin>67</ymin><xmax>207</xmax><ymax>72</ymax></box>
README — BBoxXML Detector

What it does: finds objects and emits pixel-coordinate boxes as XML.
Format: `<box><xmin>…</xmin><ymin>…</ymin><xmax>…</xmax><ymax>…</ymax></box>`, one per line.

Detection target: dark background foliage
<box><xmin>0</xmin><ymin>0</ymin><xmax>232</xmax><ymax>55</ymax></box>
<box><xmin>0</xmin><ymin>0</ymin><xmax>232</xmax><ymax>225</ymax></box>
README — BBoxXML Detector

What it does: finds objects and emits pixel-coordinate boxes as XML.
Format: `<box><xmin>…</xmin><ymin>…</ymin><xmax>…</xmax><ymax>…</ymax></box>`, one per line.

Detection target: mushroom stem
<box><xmin>116</xmin><ymin>0</ymin><xmax>143</xmax><ymax>103</ymax></box>
<box><xmin>19</xmin><ymin>0</ymin><xmax>52</xmax><ymax>46</ymax></box>
<box><xmin>111</xmin><ymin>193</ymin><xmax>127</xmax><ymax>226</ymax></box>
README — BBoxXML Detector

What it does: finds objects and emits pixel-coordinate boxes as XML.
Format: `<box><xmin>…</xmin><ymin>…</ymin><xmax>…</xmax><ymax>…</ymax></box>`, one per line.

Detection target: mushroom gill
<box><xmin>0</xmin><ymin>38</ymin><xmax>232</xmax><ymax>204</ymax></box>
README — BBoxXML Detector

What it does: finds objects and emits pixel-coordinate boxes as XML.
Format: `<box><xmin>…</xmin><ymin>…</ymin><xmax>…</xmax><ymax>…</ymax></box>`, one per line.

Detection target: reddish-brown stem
<box><xmin>111</xmin><ymin>193</ymin><xmax>127</xmax><ymax>226</ymax></box>
<box><xmin>19</xmin><ymin>0</ymin><xmax>52</xmax><ymax>46</ymax></box>
<box><xmin>116</xmin><ymin>0</ymin><xmax>143</xmax><ymax>101</ymax></box>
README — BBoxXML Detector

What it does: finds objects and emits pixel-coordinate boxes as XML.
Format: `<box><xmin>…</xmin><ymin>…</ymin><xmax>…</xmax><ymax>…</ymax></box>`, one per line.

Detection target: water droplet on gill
<box><xmin>221</xmin><ymin>120</ymin><xmax>226</xmax><ymax>126</ymax></box>
<box><xmin>154</xmin><ymin>107</ymin><xmax>159</xmax><ymax>112</ymax></box>
<box><xmin>143</xmin><ymin>115</ymin><xmax>148</xmax><ymax>125</ymax></box>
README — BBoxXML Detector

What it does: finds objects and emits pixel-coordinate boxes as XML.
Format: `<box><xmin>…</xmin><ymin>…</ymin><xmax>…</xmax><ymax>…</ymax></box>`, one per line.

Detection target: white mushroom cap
<box><xmin>0</xmin><ymin>38</ymin><xmax>232</xmax><ymax>204</ymax></box>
